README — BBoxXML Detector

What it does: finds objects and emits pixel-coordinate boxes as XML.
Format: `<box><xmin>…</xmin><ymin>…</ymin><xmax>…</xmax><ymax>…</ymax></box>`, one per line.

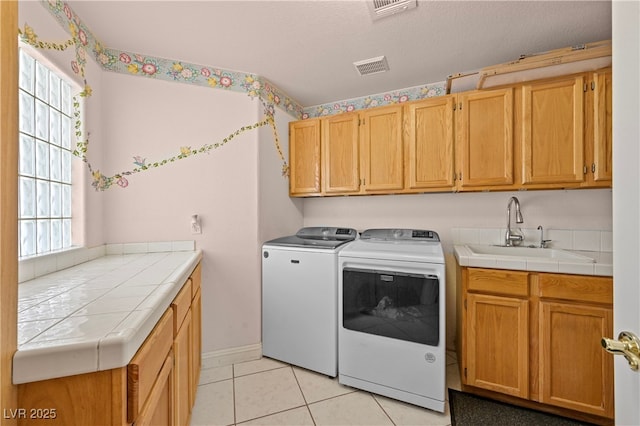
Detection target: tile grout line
<box><xmin>371</xmin><ymin>394</ymin><xmax>397</xmax><ymax>426</ymax></box>
<box><xmin>233</xmin><ymin>364</ymin><xmax>289</xmax><ymax>379</ymax></box>
<box><xmin>232</xmin><ymin>364</ymin><xmax>309</xmax><ymax>425</ymax></box>
<box><xmin>202</xmin><ymin>358</ymin><xmax>456</xmax><ymax>426</ymax></box>
<box><xmin>232</xmin><ymin>364</ymin><xmax>237</xmax><ymax>426</ymax></box>
<box><xmin>290</xmin><ymin>366</ymin><xmax>318</xmax><ymax>426</ymax></box>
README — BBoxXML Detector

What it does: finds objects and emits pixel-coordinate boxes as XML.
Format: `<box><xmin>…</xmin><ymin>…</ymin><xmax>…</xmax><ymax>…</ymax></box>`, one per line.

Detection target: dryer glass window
<box><xmin>342</xmin><ymin>268</ymin><xmax>439</xmax><ymax>346</ymax></box>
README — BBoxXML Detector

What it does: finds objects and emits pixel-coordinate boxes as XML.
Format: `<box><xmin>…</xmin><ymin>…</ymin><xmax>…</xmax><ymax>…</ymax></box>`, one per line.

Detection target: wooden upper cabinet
<box><xmin>591</xmin><ymin>69</ymin><xmax>613</xmax><ymax>184</ymax></box>
<box><xmin>360</xmin><ymin>105</ymin><xmax>404</xmax><ymax>192</ymax></box>
<box><xmin>522</xmin><ymin>76</ymin><xmax>584</xmax><ymax>185</ymax></box>
<box><xmin>456</xmin><ymin>88</ymin><xmax>514</xmax><ymax>189</ymax></box>
<box><xmin>286</xmin><ymin>68</ymin><xmax>611</xmax><ymax>197</ymax></box>
<box><xmin>322</xmin><ymin>112</ymin><xmax>360</xmax><ymax>194</ymax></box>
<box><xmin>405</xmin><ymin>96</ymin><xmax>455</xmax><ymax>191</ymax></box>
<box><xmin>289</xmin><ymin>119</ymin><xmax>321</xmax><ymax>196</ymax></box>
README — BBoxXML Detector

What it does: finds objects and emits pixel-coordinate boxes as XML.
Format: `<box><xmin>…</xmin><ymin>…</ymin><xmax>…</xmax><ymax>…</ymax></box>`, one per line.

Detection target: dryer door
<box><xmin>342</xmin><ymin>268</ymin><xmax>440</xmax><ymax>346</ymax></box>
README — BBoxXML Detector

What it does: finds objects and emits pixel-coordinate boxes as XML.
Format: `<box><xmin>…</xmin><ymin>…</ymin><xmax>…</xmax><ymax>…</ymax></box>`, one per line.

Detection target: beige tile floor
<box><xmin>190</xmin><ymin>350</ymin><xmax>461</xmax><ymax>426</ymax></box>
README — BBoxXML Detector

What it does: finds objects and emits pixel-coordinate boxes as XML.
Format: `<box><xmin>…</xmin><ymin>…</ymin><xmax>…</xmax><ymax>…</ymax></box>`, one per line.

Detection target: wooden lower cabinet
<box><xmin>17</xmin><ymin>369</ymin><xmax>128</xmax><ymax>426</ymax></box>
<box><xmin>190</xmin><ymin>287</ymin><xmax>202</xmax><ymax>406</ymax></box>
<box><xmin>537</xmin><ymin>273</ymin><xmax>614</xmax><ymax>418</ymax></box>
<box><xmin>457</xmin><ymin>267</ymin><xmax>614</xmax><ymax>423</ymax></box>
<box><xmin>136</xmin><ymin>352</ymin><xmax>174</xmax><ymax>426</ymax></box>
<box><xmin>540</xmin><ymin>301</ymin><xmax>614</xmax><ymax>417</ymax></box>
<box><xmin>173</xmin><ymin>310</ymin><xmax>192</xmax><ymax>426</ymax></box>
<box><xmin>128</xmin><ymin>308</ymin><xmax>175</xmax><ymax>423</ymax></box>
<box><xmin>466</xmin><ymin>293</ymin><xmax>529</xmax><ymax>398</ymax></box>
<box><xmin>16</xmin><ymin>263</ymin><xmax>202</xmax><ymax>426</ymax></box>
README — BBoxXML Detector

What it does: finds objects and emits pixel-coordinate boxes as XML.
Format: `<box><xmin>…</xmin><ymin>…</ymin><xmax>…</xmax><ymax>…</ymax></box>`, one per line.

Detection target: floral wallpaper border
<box><xmin>40</xmin><ymin>0</ymin><xmax>447</xmax><ymax>120</ymax></box>
<box><xmin>40</xmin><ymin>0</ymin><xmax>304</xmax><ymax>119</ymax></box>
<box><xmin>301</xmin><ymin>81</ymin><xmax>447</xmax><ymax>119</ymax></box>
<box><xmin>29</xmin><ymin>0</ymin><xmax>454</xmax><ymax>191</ymax></box>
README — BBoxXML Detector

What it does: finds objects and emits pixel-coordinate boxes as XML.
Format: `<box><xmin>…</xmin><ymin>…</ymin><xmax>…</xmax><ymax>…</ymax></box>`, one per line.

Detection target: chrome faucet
<box><xmin>505</xmin><ymin>196</ymin><xmax>524</xmax><ymax>246</ymax></box>
<box><xmin>537</xmin><ymin>225</ymin><xmax>552</xmax><ymax>248</ymax></box>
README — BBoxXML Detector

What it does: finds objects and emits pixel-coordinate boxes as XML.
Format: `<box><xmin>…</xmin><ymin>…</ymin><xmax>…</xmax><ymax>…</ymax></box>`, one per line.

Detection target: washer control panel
<box><xmin>295</xmin><ymin>227</ymin><xmax>358</xmax><ymax>241</ymax></box>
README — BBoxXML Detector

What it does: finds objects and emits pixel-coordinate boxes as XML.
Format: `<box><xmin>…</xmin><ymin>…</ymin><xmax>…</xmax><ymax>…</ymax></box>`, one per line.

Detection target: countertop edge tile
<box><xmin>98</xmin><ymin>307</ymin><xmax>165</xmax><ymax>370</ymax></box>
<box><xmin>13</xmin><ymin>339</ymin><xmax>100</xmax><ymax>384</ymax></box>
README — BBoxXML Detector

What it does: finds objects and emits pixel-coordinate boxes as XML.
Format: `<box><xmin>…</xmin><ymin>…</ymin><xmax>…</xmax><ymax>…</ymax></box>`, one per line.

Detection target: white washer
<box><xmin>262</xmin><ymin>227</ymin><xmax>357</xmax><ymax>377</ymax></box>
<box><xmin>338</xmin><ymin>229</ymin><xmax>446</xmax><ymax>412</ymax></box>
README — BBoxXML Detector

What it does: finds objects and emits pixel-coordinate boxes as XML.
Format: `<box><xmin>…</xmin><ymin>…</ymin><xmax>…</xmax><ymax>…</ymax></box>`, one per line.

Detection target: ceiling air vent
<box><xmin>354</xmin><ymin>56</ymin><xmax>390</xmax><ymax>76</ymax></box>
<box><xmin>369</xmin><ymin>0</ymin><xmax>417</xmax><ymax>20</ymax></box>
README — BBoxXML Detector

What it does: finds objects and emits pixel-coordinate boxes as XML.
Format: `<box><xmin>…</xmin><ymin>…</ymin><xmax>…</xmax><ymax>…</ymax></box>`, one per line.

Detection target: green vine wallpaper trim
<box><xmin>29</xmin><ymin>0</ymin><xmax>448</xmax><ymax>189</ymax></box>
<box><xmin>23</xmin><ymin>1</ymin><xmax>290</xmax><ymax>191</ymax></box>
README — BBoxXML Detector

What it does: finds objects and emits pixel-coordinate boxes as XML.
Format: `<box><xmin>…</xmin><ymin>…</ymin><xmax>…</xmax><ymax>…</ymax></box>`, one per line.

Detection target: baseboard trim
<box><xmin>201</xmin><ymin>343</ymin><xmax>262</xmax><ymax>368</ymax></box>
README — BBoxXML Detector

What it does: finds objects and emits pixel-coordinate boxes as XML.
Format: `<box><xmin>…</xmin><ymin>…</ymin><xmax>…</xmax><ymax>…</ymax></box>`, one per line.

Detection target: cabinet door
<box><xmin>174</xmin><ymin>310</ymin><xmax>192</xmax><ymax>426</ymax></box>
<box><xmin>592</xmin><ymin>69</ymin><xmax>613</xmax><ymax>183</ymax></box>
<box><xmin>190</xmin><ymin>288</ymin><xmax>202</xmax><ymax>408</ymax></box>
<box><xmin>360</xmin><ymin>105</ymin><xmax>404</xmax><ymax>192</ymax></box>
<box><xmin>466</xmin><ymin>293</ymin><xmax>529</xmax><ymax>398</ymax></box>
<box><xmin>405</xmin><ymin>96</ymin><xmax>455</xmax><ymax>190</ymax></box>
<box><xmin>456</xmin><ymin>88</ymin><xmax>514</xmax><ymax>189</ymax></box>
<box><xmin>522</xmin><ymin>76</ymin><xmax>584</xmax><ymax>185</ymax></box>
<box><xmin>136</xmin><ymin>352</ymin><xmax>174</xmax><ymax>426</ymax></box>
<box><xmin>289</xmin><ymin>119</ymin><xmax>321</xmax><ymax>196</ymax></box>
<box><xmin>322</xmin><ymin>113</ymin><xmax>360</xmax><ymax>193</ymax></box>
<box><xmin>539</xmin><ymin>301</ymin><xmax>614</xmax><ymax>418</ymax></box>
<box><xmin>128</xmin><ymin>308</ymin><xmax>174</xmax><ymax>423</ymax></box>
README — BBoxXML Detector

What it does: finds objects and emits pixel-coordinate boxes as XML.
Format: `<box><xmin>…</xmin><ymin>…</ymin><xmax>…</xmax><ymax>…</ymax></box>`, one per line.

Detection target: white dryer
<box><xmin>338</xmin><ymin>229</ymin><xmax>446</xmax><ymax>412</ymax></box>
<box><xmin>262</xmin><ymin>227</ymin><xmax>357</xmax><ymax>377</ymax></box>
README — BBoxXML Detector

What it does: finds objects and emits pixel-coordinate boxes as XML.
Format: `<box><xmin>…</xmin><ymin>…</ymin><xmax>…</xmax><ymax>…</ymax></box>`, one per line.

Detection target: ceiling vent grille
<box><xmin>369</xmin><ymin>0</ymin><xmax>417</xmax><ymax>20</ymax></box>
<box><xmin>354</xmin><ymin>56</ymin><xmax>390</xmax><ymax>76</ymax></box>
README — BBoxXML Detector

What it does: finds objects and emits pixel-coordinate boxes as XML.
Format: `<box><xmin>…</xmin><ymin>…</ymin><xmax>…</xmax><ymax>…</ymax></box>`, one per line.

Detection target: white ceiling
<box><xmin>66</xmin><ymin>0</ymin><xmax>612</xmax><ymax>107</ymax></box>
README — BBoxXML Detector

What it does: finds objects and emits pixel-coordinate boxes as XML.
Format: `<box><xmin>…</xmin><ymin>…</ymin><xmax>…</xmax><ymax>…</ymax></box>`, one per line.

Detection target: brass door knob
<box><xmin>602</xmin><ymin>331</ymin><xmax>640</xmax><ymax>371</ymax></box>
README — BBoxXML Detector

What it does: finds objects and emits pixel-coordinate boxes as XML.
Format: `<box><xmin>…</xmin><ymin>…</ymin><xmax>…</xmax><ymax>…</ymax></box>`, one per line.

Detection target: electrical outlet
<box><xmin>191</xmin><ymin>222</ymin><xmax>201</xmax><ymax>234</ymax></box>
<box><xmin>191</xmin><ymin>215</ymin><xmax>202</xmax><ymax>234</ymax></box>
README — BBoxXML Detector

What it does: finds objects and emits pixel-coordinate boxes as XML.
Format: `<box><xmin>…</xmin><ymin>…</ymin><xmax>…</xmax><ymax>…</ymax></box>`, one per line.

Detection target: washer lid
<box><xmin>264</xmin><ymin>227</ymin><xmax>358</xmax><ymax>250</ymax></box>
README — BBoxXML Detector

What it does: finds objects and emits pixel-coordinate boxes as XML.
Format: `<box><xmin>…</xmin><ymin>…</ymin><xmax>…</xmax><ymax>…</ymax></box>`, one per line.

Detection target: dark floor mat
<box><xmin>448</xmin><ymin>389</ymin><xmax>597</xmax><ymax>426</ymax></box>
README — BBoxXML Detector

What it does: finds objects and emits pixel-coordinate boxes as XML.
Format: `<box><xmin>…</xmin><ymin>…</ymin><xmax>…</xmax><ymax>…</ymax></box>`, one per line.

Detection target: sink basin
<box><xmin>465</xmin><ymin>244</ymin><xmax>595</xmax><ymax>263</ymax></box>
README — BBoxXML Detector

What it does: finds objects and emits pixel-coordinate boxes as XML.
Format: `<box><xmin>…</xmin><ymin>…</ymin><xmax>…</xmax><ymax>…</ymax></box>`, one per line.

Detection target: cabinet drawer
<box><xmin>539</xmin><ymin>273</ymin><xmax>613</xmax><ymax>305</ymax></box>
<box><xmin>191</xmin><ymin>262</ymin><xmax>202</xmax><ymax>300</ymax></box>
<box><xmin>467</xmin><ymin>268</ymin><xmax>529</xmax><ymax>297</ymax></box>
<box><xmin>172</xmin><ymin>279</ymin><xmax>192</xmax><ymax>334</ymax></box>
<box><xmin>127</xmin><ymin>308</ymin><xmax>174</xmax><ymax>423</ymax></box>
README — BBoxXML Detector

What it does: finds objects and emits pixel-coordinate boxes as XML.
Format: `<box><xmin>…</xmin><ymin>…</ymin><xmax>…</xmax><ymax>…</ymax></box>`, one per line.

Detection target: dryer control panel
<box><xmin>360</xmin><ymin>229</ymin><xmax>440</xmax><ymax>242</ymax></box>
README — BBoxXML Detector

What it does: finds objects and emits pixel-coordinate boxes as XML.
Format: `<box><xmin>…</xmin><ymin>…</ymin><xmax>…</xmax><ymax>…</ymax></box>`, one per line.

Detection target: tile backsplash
<box><xmin>451</xmin><ymin>227</ymin><xmax>613</xmax><ymax>252</ymax></box>
<box><xmin>18</xmin><ymin>241</ymin><xmax>196</xmax><ymax>283</ymax></box>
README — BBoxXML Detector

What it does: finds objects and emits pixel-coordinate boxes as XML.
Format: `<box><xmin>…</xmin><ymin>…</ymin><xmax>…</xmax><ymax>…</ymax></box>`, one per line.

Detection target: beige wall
<box><xmin>99</xmin><ymin>72</ymin><xmax>301</xmax><ymax>353</ymax></box>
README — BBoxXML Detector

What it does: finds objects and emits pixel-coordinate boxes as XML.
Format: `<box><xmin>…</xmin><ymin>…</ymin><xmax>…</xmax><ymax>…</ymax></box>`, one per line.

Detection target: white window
<box><xmin>18</xmin><ymin>49</ymin><xmax>76</xmax><ymax>258</ymax></box>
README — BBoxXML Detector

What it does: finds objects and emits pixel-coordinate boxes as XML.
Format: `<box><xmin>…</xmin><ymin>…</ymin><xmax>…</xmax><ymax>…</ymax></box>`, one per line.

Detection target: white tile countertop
<box><xmin>454</xmin><ymin>244</ymin><xmax>612</xmax><ymax>276</ymax></box>
<box><xmin>13</xmin><ymin>242</ymin><xmax>202</xmax><ymax>384</ymax></box>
